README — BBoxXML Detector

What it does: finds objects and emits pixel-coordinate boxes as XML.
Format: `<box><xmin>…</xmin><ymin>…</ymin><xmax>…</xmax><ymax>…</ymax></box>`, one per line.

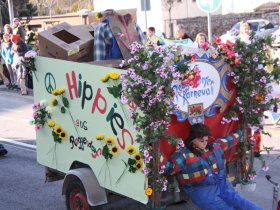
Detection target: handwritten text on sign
<box><xmin>173</xmin><ymin>62</ymin><xmax>221</xmax><ymax>113</ymax></box>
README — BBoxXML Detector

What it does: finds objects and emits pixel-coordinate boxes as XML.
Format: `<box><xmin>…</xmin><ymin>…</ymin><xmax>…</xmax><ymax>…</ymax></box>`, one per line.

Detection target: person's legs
<box><xmin>5</xmin><ymin>64</ymin><xmax>14</xmax><ymax>88</ymax></box>
<box><xmin>219</xmin><ymin>179</ymin><xmax>262</xmax><ymax>210</ymax></box>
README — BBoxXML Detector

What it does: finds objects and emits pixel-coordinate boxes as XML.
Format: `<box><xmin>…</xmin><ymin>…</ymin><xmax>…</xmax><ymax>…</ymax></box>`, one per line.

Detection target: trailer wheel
<box><xmin>66</xmin><ymin>179</ymin><xmax>90</xmax><ymax>210</ymax></box>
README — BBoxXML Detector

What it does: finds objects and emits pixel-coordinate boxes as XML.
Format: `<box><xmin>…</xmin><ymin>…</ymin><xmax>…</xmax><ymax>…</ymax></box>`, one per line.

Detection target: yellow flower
<box><xmin>47</xmin><ymin>120</ymin><xmax>55</xmax><ymax>127</ymax></box>
<box><xmin>101</xmin><ymin>74</ymin><xmax>110</xmax><ymax>82</ymax></box>
<box><xmin>51</xmin><ymin>89</ymin><xmax>60</xmax><ymax>96</ymax></box>
<box><xmin>105</xmin><ymin>136</ymin><xmax>114</xmax><ymax>145</ymax></box>
<box><xmin>96</xmin><ymin>134</ymin><xmax>104</xmax><ymax>140</ymax></box>
<box><xmin>95</xmin><ymin>12</ymin><xmax>103</xmax><ymax>20</ymax></box>
<box><xmin>145</xmin><ymin>188</ymin><xmax>153</xmax><ymax>196</ymax></box>
<box><xmin>135</xmin><ymin>160</ymin><xmax>143</xmax><ymax>171</ymax></box>
<box><xmin>108</xmin><ymin>72</ymin><xmax>120</xmax><ymax>80</ymax></box>
<box><xmin>54</xmin><ymin>125</ymin><xmax>62</xmax><ymax>134</ymax></box>
<box><xmin>58</xmin><ymin>88</ymin><xmax>65</xmax><ymax>94</ymax></box>
<box><xmin>59</xmin><ymin>130</ymin><xmax>68</xmax><ymax>140</ymax></box>
<box><xmin>50</xmin><ymin>98</ymin><xmax>58</xmax><ymax>107</ymax></box>
<box><xmin>134</xmin><ymin>152</ymin><xmax>142</xmax><ymax>161</ymax></box>
<box><xmin>110</xmin><ymin>145</ymin><xmax>120</xmax><ymax>155</ymax></box>
<box><xmin>126</xmin><ymin>145</ymin><xmax>136</xmax><ymax>155</ymax></box>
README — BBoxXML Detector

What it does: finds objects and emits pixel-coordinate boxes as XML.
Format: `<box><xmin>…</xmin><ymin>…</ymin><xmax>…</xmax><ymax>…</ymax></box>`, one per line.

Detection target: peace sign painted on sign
<box><xmin>44</xmin><ymin>73</ymin><xmax>56</xmax><ymax>94</ymax></box>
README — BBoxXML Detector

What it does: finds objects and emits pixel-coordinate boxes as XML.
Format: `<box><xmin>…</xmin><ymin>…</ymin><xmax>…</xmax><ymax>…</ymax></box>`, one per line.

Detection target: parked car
<box><xmin>272</xmin><ymin>29</ymin><xmax>280</xmax><ymax>47</ymax></box>
<box><xmin>220</xmin><ymin>19</ymin><xmax>278</xmax><ymax>43</ymax></box>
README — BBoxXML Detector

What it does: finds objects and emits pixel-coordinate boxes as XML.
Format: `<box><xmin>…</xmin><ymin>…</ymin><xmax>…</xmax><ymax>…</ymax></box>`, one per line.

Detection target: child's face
<box><xmin>148</xmin><ymin>30</ymin><xmax>155</xmax><ymax>38</ymax></box>
<box><xmin>198</xmin><ymin>36</ymin><xmax>206</xmax><ymax>45</ymax></box>
<box><xmin>192</xmin><ymin>136</ymin><xmax>208</xmax><ymax>150</ymax></box>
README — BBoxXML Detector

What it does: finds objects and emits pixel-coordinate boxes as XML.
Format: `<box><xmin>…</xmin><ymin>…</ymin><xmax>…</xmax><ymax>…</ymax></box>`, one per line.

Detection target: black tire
<box><xmin>66</xmin><ymin>179</ymin><xmax>91</xmax><ymax>210</ymax></box>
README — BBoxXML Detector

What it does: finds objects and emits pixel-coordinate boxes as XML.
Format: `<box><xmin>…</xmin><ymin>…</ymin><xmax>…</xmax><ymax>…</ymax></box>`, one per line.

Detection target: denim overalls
<box><xmin>183</xmin><ymin>148</ymin><xmax>262</xmax><ymax>210</ymax></box>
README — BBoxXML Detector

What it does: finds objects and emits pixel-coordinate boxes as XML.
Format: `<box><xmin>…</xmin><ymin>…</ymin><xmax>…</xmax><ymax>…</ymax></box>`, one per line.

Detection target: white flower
<box><xmin>45</xmin><ymin>106</ymin><xmax>54</xmax><ymax>113</ymax></box>
<box><xmin>40</xmin><ymin>100</ymin><xmax>47</xmax><ymax>107</ymax></box>
<box><xmin>24</xmin><ymin>50</ymin><xmax>37</xmax><ymax>58</ymax></box>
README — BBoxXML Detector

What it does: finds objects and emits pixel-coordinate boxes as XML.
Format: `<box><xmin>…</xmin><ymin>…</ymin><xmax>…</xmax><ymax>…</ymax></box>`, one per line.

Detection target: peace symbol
<box><xmin>44</xmin><ymin>73</ymin><xmax>56</xmax><ymax>94</ymax></box>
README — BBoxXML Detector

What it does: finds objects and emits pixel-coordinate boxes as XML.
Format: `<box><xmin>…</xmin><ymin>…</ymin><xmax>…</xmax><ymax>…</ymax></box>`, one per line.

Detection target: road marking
<box><xmin>0</xmin><ymin>137</ymin><xmax>36</xmax><ymax>149</ymax></box>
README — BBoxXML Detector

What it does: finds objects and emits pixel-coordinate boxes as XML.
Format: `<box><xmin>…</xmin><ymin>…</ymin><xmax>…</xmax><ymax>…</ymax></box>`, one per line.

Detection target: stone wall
<box><xmin>174</xmin><ymin>9</ymin><xmax>279</xmax><ymax>40</ymax></box>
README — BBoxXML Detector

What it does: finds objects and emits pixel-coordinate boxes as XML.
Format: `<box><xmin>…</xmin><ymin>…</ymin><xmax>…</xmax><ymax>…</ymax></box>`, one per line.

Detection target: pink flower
<box><xmin>35</xmin><ymin>124</ymin><xmax>41</xmax><ymax>131</ymax></box>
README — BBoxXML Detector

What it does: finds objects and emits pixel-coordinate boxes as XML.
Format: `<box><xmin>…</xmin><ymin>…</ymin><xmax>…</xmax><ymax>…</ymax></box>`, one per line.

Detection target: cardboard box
<box><xmin>39</xmin><ymin>22</ymin><xmax>95</xmax><ymax>62</ymax></box>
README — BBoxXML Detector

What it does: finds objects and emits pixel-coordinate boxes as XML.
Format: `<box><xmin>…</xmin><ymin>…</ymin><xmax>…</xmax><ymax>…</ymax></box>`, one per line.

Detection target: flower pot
<box><xmin>241</xmin><ymin>182</ymin><xmax>256</xmax><ymax>192</ymax></box>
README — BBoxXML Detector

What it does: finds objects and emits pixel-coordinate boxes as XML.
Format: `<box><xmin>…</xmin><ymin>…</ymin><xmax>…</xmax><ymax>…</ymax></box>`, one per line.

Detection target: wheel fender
<box><xmin>62</xmin><ymin>168</ymin><xmax>108</xmax><ymax>206</ymax></box>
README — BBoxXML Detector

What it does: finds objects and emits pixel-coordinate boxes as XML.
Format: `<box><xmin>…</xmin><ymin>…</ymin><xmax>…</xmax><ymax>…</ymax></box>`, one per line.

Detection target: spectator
<box><xmin>11</xmin><ymin>34</ymin><xmax>28</xmax><ymax>95</ymax></box>
<box><xmin>12</xmin><ymin>18</ymin><xmax>25</xmax><ymax>40</ymax></box>
<box><xmin>94</xmin><ymin>9</ymin><xmax>146</xmax><ymax>61</ymax></box>
<box><xmin>194</xmin><ymin>33</ymin><xmax>209</xmax><ymax>49</ymax></box>
<box><xmin>239</xmin><ymin>21</ymin><xmax>252</xmax><ymax>43</ymax></box>
<box><xmin>147</xmin><ymin>26</ymin><xmax>156</xmax><ymax>39</ymax></box>
<box><xmin>1</xmin><ymin>33</ymin><xmax>15</xmax><ymax>89</ymax></box>
<box><xmin>174</xmin><ymin>24</ymin><xmax>193</xmax><ymax>41</ymax></box>
<box><xmin>24</xmin><ymin>24</ymin><xmax>36</xmax><ymax>50</ymax></box>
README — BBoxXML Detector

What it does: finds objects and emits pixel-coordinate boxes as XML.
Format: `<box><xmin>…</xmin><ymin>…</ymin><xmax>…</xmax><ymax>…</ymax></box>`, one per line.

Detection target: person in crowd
<box><xmin>239</xmin><ymin>21</ymin><xmax>252</xmax><ymax>43</ymax></box>
<box><xmin>24</xmin><ymin>24</ymin><xmax>36</xmax><ymax>50</ymax></box>
<box><xmin>147</xmin><ymin>26</ymin><xmax>156</xmax><ymax>39</ymax></box>
<box><xmin>94</xmin><ymin>9</ymin><xmax>146</xmax><ymax>61</ymax></box>
<box><xmin>194</xmin><ymin>33</ymin><xmax>209</xmax><ymax>49</ymax></box>
<box><xmin>12</xmin><ymin>18</ymin><xmax>25</xmax><ymax>40</ymax></box>
<box><xmin>4</xmin><ymin>24</ymin><xmax>12</xmax><ymax>36</ymax></box>
<box><xmin>174</xmin><ymin>24</ymin><xmax>193</xmax><ymax>41</ymax></box>
<box><xmin>11</xmin><ymin>34</ymin><xmax>28</xmax><ymax>95</ymax></box>
<box><xmin>162</xmin><ymin>123</ymin><xmax>262</xmax><ymax>210</ymax></box>
<box><xmin>1</xmin><ymin>33</ymin><xmax>16</xmax><ymax>89</ymax></box>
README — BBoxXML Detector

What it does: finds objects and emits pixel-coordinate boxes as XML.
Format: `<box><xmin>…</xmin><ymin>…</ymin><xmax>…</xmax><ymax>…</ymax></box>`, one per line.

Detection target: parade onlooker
<box><xmin>11</xmin><ymin>34</ymin><xmax>28</xmax><ymax>95</ymax></box>
<box><xmin>194</xmin><ymin>33</ymin><xmax>209</xmax><ymax>49</ymax></box>
<box><xmin>1</xmin><ymin>33</ymin><xmax>16</xmax><ymax>89</ymax></box>
<box><xmin>4</xmin><ymin>24</ymin><xmax>12</xmax><ymax>36</ymax></box>
<box><xmin>24</xmin><ymin>24</ymin><xmax>36</xmax><ymax>50</ymax></box>
<box><xmin>12</xmin><ymin>18</ymin><xmax>25</xmax><ymax>40</ymax></box>
<box><xmin>174</xmin><ymin>24</ymin><xmax>193</xmax><ymax>41</ymax></box>
<box><xmin>147</xmin><ymin>26</ymin><xmax>156</xmax><ymax>39</ymax></box>
<box><xmin>239</xmin><ymin>21</ymin><xmax>252</xmax><ymax>43</ymax></box>
<box><xmin>162</xmin><ymin>124</ymin><xmax>262</xmax><ymax>210</ymax></box>
<box><xmin>94</xmin><ymin>9</ymin><xmax>146</xmax><ymax>61</ymax></box>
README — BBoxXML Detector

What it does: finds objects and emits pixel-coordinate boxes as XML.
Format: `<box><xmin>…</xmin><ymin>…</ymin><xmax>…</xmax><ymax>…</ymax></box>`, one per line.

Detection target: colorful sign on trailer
<box><xmin>196</xmin><ymin>0</ymin><xmax>222</xmax><ymax>13</ymax></box>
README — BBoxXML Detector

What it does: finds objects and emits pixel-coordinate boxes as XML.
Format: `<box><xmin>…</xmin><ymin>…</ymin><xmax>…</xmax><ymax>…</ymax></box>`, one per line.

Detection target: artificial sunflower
<box><xmin>53</xmin><ymin>125</ymin><xmax>62</xmax><ymax>134</ymax></box>
<box><xmin>59</xmin><ymin>130</ymin><xmax>68</xmax><ymax>140</ymax></box>
<box><xmin>145</xmin><ymin>187</ymin><xmax>153</xmax><ymax>196</ymax></box>
<box><xmin>110</xmin><ymin>145</ymin><xmax>120</xmax><ymax>155</ymax></box>
<box><xmin>47</xmin><ymin>120</ymin><xmax>55</xmax><ymax>127</ymax></box>
<box><xmin>134</xmin><ymin>152</ymin><xmax>142</xmax><ymax>161</ymax></box>
<box><xmin>50</xmin><ymin>98</ymin><xmax>58</xmax><ymax>107</ymax></box>
<box><xmin>96</xmin><ymin>134</ymin><xmax>104</xmax><ymax>140</ymax></box>
<box><xmin>105</xmin><ymin>136</ymin><xmax>114</xmax><ymax>145</ymax></box>
<box><xmin>95</xmin><ymin>11</ymin><xmax>103</xmax><ymax>20</ymax></box>
<box><xmin>135</xmin><ymin>160</ymin><xmax>143</xmax><ymax>171</ymax></box>
<box><xmin>126</xmin><ymin>145</ymin><xmax>136</xmax><ymax>155</ymax></box>
<box><xmin>108</xmin><ymin>72</ymin><xmax>120</xmax><ymax>80</ymax></box>
<box><xmin>101</xmin><ymin>74</ymin><xmax>110</xmax><ymax>82</ymax></box>
<box><xmin>51</xmin><ymin>89</ymin><xmax>60</xmax><ymax>96</ymax></box>
<box><xmin>58</xmin><ymin>88</ymin><xmax>65</xmax><ymax>94</ymax></box>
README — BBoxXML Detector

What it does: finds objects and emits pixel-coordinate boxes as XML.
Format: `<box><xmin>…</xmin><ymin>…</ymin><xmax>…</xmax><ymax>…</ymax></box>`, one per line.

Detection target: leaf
<box><xmin>128</xmin><ymin>166</ymin><xmax>137</xmax><ymax>173</ymax></box>
<box><xmin>128</xmin><ymin>158</ymin><xmax>136</xmax><ymax>166</ymax></box>
<box><xmin>107</xmin><ymin>85</ymin><xmax>122</xmax><ymax>98</ymax></box>
<box><xmin>61</xmin><ymin>106</ymin><xmax>66</xmax><ymax>114</ymax></box>
<box><xmin>62</xmin><ymin>97</ymin><xmax>69</xmax><ymax>108</ymax></box>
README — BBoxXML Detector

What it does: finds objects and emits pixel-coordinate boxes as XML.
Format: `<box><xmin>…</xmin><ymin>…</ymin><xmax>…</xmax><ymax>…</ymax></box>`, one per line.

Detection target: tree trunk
<box><xmin>151</xmin><ymin>141</ymin><xmax>161</xmax><ymax>208</ymax></box>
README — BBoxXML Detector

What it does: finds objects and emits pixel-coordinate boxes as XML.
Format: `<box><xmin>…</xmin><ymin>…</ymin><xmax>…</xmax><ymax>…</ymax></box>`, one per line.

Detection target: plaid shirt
<box><xmin>93</xmin><ymin>21</ymin><xmax>146</xmax><ymax>61</ymax></box>
<box><xmin>163</xmin><ymin>130</ymin><xmax>242</xmax><ymax>187</ymax></box>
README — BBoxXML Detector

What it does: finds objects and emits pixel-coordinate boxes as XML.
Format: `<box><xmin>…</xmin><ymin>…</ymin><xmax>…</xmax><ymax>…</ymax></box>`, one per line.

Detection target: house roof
<box><xmin>254</xmin><ymin>1</ymin><xmax>280</xmax><ymax>12</ymax></box>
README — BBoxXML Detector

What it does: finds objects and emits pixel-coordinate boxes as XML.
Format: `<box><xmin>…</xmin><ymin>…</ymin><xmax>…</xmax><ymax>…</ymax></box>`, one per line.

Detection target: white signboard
<box><xmin>172</xmin><ymin>61</ymin><xmax>221</xmax><ymax>113</ymax></box>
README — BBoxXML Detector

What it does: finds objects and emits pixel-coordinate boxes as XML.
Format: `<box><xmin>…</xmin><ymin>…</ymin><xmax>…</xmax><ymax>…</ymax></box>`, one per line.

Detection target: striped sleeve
<box><xmin>218</xmin><ymin>129</ymin><xmax>243</xmax><ymax>151</ymax></box>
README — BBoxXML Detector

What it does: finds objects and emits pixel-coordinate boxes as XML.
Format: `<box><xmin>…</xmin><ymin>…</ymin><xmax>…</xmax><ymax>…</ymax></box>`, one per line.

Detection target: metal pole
<box><xmin>144</xmin><ymin>0</ymin><xmax>147</xmax><ymax>30</ymax></box>
<box><xmin>7</xmin><ymin>0</ymin><xmax>14</xmax><ymax>25</ymax></box>
<box><xmin>207</xmin><ymin>12</ymin><xmax>212</xmax><ymax>44</ymax></box>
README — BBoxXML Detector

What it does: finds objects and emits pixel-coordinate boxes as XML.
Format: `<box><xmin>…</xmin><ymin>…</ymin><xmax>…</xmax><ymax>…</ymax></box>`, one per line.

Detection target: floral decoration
<box><xmin>181</xmin><ymin>65</ymin><xmax>201</xmax><ymax>88</ymax></box>
<box><xmin>214</xmin><ymin>34</ymin><xmax>279</xmax><ymax>183</ymax></box>
<box><xmin>22</xmin><ymin>50</ymin><xmax>38</xmax><ymax>81</ymax></box>
<box><xmin>30</xmin><ymin>100</ymin><xmax>51</xmax><ymax>131</ymax></box>
<box><xmin>95</xmin><ymin>134</ymin><xmax>120</xmax><ymax>160</ymax></box>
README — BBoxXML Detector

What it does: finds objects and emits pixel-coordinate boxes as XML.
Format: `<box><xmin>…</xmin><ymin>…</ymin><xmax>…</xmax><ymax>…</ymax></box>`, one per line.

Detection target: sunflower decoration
<box><xmin>51</xmin><ymin>125</ymin><xmax>68</xmax><ymax>143</ymax></box>
<box><xmin>101</xmin><ymin>74</ymin><xmax>110</xmax><ymax>82</ymax></box>
<box><xmin>95</xmin><ymin>11</ymin><xmax>104</xmax><ymax>20</ymax></box>
<box><xmin>50</xmin><ymin>98</ymin><xmax>58</xmax><ymax>107</ymax></box>
<box><xmin>126</xmin><ymin>145</ymin><xmax>136</xmax><ymax>155</ymax></box>
<box><xmin>47</xmin><ymin>120</ymin><xmax>55</xmax><ymax>127</ymax></box>
<box><xmin>135</xmin><ymin>160</ymin><xmax>143</xmax><ymax>171</ymax></box>
<box><xmin>97</xmin><ymin>135</ymin><xmax>120</xmax><ymax>160</ymax></box>
<box><xmin>108</xmin><ymin>72</ymin><xmax>120</xmax><ymax>80</ymax></box>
